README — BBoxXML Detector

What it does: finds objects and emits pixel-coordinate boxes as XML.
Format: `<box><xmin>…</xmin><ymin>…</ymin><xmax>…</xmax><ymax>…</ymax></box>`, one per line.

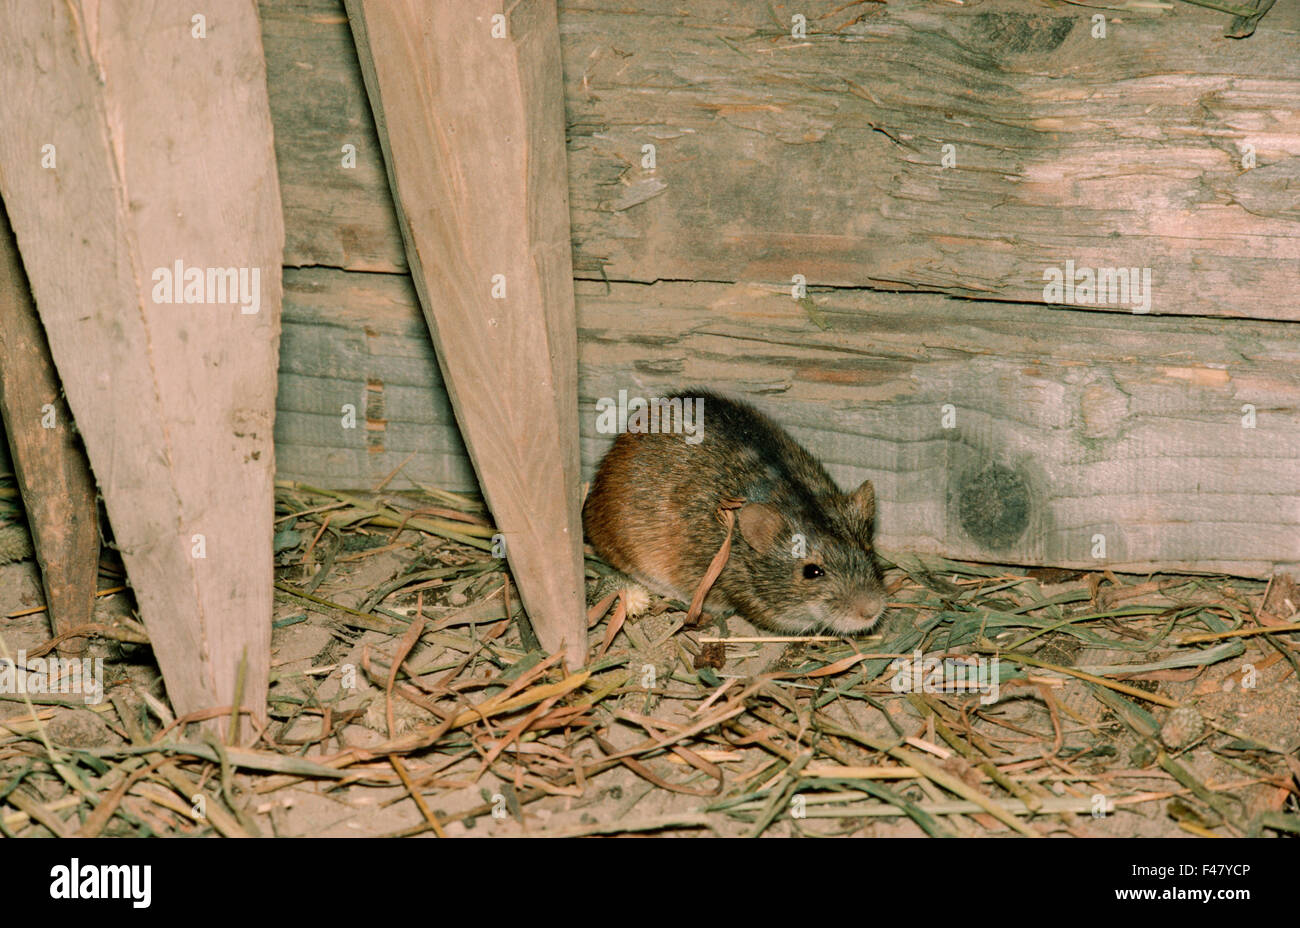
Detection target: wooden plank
<box><xmin>0</xmin><ymin>1</ymin><xmax>283</xmax><ymax>735</ymax></box>
<box><xmin>574</xmin><ymin>280</ymin><xmax>1300</xmax><ymax>575</ymax></box>
<box><xmin>559</xmin><ymin>0</ymin><xmax>1300</xmax><ymax>320</ymax></box>
<box><xmin>0</xmin><ymin>204</ymin><xmax>100</xmax><ymax>653</ymax></box>
<box><xmin>259</xmin><ymin>0</ymin><xmax>406</xmax><ymax>272</ymax></box>
<box><xmin>259</xmin><ymin>0</ymin><xmax>1300</xmax><ymax>320</ymax></box>
<box><xmin>275</xmin><ymin>268</ymin><xmax>475</xmax><ymax>489</ymax></box>
<box><xmin>345</xmin><ymin>0</ymin><xmax>586</xmax><ymax>664</ymax></box>
<box><xmin>270</xmin><ymin>268</ymin><xmax>1300</xmax><ymax>576</ymax></box>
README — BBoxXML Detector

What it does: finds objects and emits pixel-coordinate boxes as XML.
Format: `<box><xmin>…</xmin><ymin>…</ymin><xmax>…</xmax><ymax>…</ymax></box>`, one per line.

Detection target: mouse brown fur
<box><xmin>583</xmin><ymin>390</ymin><xmax>887</xmax><ymax>635</ymax></box>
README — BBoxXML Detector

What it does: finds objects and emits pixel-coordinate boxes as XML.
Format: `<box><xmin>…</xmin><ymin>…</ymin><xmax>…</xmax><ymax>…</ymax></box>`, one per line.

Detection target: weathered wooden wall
<box><xmin>263</xmin><ymin>0</ymin><xmax>1300</xmax><ymax>318</ymax></box>
<box><xmin>558</xmin><ymin>1</ymin><xmax>1300</xmax><ymax>314</ymax></box>
<box><xmin>254</xmin><ymin>0</ymin><xmax>1300</xmax><ymax>577</ymax></box>
<box><xmin>256</xmin><ymin>0</ymin><xmax>1300</xmax><ymax>576</ymax></box>
<box><xmin>5</xmin><ymin>0</ymin><xmax>1294</xmax><ymax>580</ymax></box>
<box><xmin>277</xmin><ymin>266</ymin><xmax>1300</xmax><ymax>575</ymax></box>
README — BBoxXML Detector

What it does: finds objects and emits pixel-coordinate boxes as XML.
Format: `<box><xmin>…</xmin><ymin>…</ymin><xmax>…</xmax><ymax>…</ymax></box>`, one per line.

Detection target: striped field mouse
<box><xmin>583</xmin><ymin>389</ymin><xmax>886</xmax><ymax>635</ymax></box>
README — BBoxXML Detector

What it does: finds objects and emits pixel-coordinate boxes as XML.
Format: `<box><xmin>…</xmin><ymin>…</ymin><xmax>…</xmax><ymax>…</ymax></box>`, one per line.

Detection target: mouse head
<box><xmin>727</xmin><ymin>479</ymin><xmax>886</xmax><ymax>636</ymax></box>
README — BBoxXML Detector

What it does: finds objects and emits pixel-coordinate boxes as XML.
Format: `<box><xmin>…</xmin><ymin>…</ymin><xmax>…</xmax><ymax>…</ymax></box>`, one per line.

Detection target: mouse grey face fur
<box><xmin>726</xmin><ymin>492</ymin><xmax>887</xmax><ymax>635</ymax></box>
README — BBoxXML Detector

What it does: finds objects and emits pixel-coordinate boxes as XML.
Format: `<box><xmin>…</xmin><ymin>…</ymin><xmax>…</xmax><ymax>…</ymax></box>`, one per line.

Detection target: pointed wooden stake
<box><xmin>346</xmin><ymin>0</ymin><xmax>586</xmax><ymax>665</ymax></box>
<box><xmin>0</xmin><ymin>2</ymin><xmax>283</xmax><ymax>735</ymax></box>
<box><xmin>0</xmin><ymin>205</ymin><xmax>100</xmax><ymax>654</ymax></box>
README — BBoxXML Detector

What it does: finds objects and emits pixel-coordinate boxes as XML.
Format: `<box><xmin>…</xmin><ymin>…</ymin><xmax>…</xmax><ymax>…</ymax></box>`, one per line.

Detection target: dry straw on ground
<box><xmin>0</xmin><ymin>478</ymin><xmax>1297</xmax><ymax>837</ymax></box>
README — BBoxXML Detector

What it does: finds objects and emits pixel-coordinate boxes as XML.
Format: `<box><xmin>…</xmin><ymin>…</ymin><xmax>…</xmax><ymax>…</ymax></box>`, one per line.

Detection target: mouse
<box><xmin>582</xmin><ymin>389</ymin><xmax>887</xmax><ymax>636</ymax></box>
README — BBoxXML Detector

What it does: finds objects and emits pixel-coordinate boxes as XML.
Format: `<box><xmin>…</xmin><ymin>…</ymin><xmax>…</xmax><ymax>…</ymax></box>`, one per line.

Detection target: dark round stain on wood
<box><xmin>972</xmin><ymin>12</ymin><xmax>1076</xmax><ymax>55</ymax></box>
<box><xmin>958</xmin><ymin>465</ymin><xmax>1030</xmax><ymax>549</ymax></box>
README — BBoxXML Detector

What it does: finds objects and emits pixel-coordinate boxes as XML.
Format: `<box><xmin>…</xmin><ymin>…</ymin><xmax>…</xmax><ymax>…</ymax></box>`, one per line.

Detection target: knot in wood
<box><xmin>957</xmin><ymin>464</ymin><xmax>1030</xmax><ymax>550</ymax></box>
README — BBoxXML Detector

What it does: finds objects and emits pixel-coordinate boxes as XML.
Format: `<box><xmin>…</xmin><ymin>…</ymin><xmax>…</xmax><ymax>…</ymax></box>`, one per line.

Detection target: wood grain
<box><xmin>272</xmin><ymin>268</ymin><xmax>1300</xmax><ymax>577</ymax></box>
<box><xmin>274</xmin><ymin>268</ymin><xmax>477</xmax><ymax>489</ymax></box>
<box><xmin>574</xmin><ymin>280</ymin><xmax>1300</xmax><ymax>576</ymax></box>
<box><xmin>0</xmin><ymin>205</ymin><xmax>99</xmax><ymax>653</ymax></box>
<box><xmin>260</xmin><ymin>0</ymin><xmax>1300</xmax><ymax>320</ymax></box>
<box><xmin>260</xmin><ymin>0</ymin><xmax>405</xmax><ymax>272</ymax></box>
<box><xmin>346</xmin><ymin>0</ymin><xmax>586</xmax><ymax>665</ymax></box>
<box><xmin>559</xmin><ymin>0</ymin><xmax>1300</xmax><ymax>321</ymax></box>
<box><xmin>0</xmin><ymin>1</ymin><xmax>282</xmax><ymax>735</ymax></box>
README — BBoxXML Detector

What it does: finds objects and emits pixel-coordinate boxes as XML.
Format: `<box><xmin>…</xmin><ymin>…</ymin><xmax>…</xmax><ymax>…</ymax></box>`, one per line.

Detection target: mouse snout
<box><xmin>818</xmin><ymin>587</ymin><xmax>887</xmax><ymax>637</ymax></box>
<box><xmin>852</xmin><ymin>589</ymin><xmax>887</xmax><ymax>624</ymax></box>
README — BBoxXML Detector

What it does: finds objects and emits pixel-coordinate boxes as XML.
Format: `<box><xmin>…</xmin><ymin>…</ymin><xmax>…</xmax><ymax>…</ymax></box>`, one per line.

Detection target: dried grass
<box><xmin>0</xmin><ymin>480</ymin><xmax>1296</xmax><ymax>837</ymax></box>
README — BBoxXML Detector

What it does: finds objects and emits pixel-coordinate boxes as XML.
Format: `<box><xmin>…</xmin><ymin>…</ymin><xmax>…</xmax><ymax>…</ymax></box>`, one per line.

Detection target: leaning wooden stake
<box><xmin>0</xmin><ymin>1</ymin><xmax>283</xmax><ymax>736</ymax></box>
<box><xmin>0</xmin><ymin>204</ymin><xmax>100</xmax><ymax>654</ymax></box>
<box><xmin>346</xmin><ymin>0</ymin><xmax>586</xmax><ymax>665</ymax></box>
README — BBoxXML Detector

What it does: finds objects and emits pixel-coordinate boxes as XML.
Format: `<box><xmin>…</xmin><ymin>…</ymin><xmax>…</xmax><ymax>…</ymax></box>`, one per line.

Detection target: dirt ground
<box><xmin>0</xmin><ymin>485</ymin><xmax>1297</xmax><ymax>837</ymax></box>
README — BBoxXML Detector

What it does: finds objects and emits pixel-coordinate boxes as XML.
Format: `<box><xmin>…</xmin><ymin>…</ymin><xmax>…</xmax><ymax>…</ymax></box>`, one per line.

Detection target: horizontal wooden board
<box><xmin>560</xmin><ymin>0</ymin><xmax>1300</xmax><ymax>320</ymax></box>
<box><xmin>260</xmin><ymin>0</ymin><xmax>1300</xmax><ymax>320</ymax></box>
<box><xmin>260</xmin><ymin>0</ymin><xmax>406</xmax><ymax>272</ymax></box>
<box><xmin>273</xmin><ymin>267</ymin><xmax>1300</xmax><ymax>577</ymax></box>
<box><xmin>275</xmin><ymin>268</ymin><xmax>474</xmax><ymax>489</ymax></box>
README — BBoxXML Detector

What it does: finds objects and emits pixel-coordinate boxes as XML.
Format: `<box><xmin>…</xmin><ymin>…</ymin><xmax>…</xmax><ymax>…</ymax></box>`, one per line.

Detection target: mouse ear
<box><xmin>847</xmin><ymin>479</ymin><xmax>876</xmax><ymax>524</ymax></box>
<box><xmin>736</xmin><ymin>502</ymin><xmax>786</xmax><ymax>555</ymax></box>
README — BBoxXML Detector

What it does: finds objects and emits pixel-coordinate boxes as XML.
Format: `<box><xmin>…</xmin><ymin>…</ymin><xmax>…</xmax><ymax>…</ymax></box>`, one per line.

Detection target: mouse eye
<box><xmin>802</xmin><ymin>564</ymin><xmax>825</xmax><ymax>580</ymax></box>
